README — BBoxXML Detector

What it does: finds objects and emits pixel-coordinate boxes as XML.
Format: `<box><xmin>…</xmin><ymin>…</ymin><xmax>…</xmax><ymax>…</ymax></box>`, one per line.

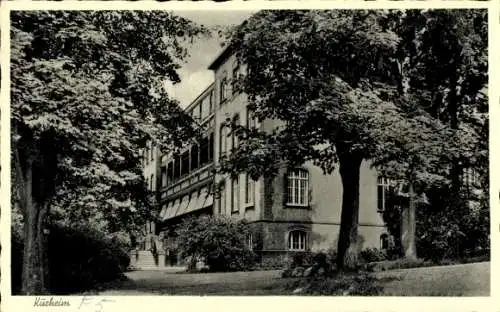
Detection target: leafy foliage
<box><xmin>218</xmin><ymin>9</ymin><xmax>487</xmax><ymax>268</ymax></box>
<box><xmin>175</xmin><ymin>215</ymin><xmax>256</xmax><ymax>272</ymax></box>
<box><xmin>11</xmin><ymin>11</ymin><xmax>207</xmax><ymax>293</ymax></box>
<box><xmin>12</xmin><ymin>10</ymin><xmax>206</xmax><ymax>223</ymax></box>
<box><xmin>12</xmin><ymin>224</ymin><xmax>130</xmax><ymax>295</ymax></box>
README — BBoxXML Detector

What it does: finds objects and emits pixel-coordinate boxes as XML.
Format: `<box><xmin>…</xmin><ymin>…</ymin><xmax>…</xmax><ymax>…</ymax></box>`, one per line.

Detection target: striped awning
<box><xmin>176</xmin><ymin>195</ymin><xmax>190</xmax><ymax>217</ymax></box>
<box><xmin>161</xmin><ymin>187</ymin><xmax>215</xmax><ymax>221</ymax></box>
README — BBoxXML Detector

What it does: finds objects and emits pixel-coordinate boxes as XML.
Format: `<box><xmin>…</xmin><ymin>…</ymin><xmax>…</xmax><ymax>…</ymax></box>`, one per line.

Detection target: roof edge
<box><xmin>208</xmin><ymin>44</ymin><xmax>234</xmax><ymax>71</ymax></box>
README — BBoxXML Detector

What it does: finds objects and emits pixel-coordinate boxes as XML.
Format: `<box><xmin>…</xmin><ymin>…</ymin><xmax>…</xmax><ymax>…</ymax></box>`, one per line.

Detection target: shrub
<box><xmin>286</xmin><ymin>273</ymin><xmax>383</xmax><ymax>295</ymax></box>
<box><xmin>254</xmin><ymin>257</ymin><xmax>286</xmax><ymax>270</ymax></box>
<box><xmin>289</xmin><ymin>252</ymin><xmax>313</xmax><ymax>268</ymax></box>
<box><xmin>12</xmin><ymin>224</ymin><xmax>130</xmax><ymax>294</ymax></box>
<box><xmin>360</xmin><ymin>248</ymin><xmax>388</xmax><ymax>263</ymax></box>
<box><xmin>175</xmin><ymin>215</ymin><xmax>256</xmax><ymax>272</ymax></box>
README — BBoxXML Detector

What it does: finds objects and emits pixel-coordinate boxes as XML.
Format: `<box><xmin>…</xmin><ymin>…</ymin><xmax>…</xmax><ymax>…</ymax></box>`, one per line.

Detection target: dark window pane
<box><xmin>167</xmin><ymin>162</ymin><xmax>174</xmax><ymax>185</ymax></box>
<box><xmin>377</xmin><ymin>185</ymin><xmax>384</xmax><ymax>211</ymax></box>
<box><xmin>191</xmin><ymin>144</ymin><xmax>199</xmax><ymax>171</ymax></box>
<box><xmin>200</xmin><ymin>137</ymin><xmax>209</xmax><ymax>165</ymax></box>
<box><xmin>174</xmin><ymin>155</ymin><xmax>181</xmax><ymax>179</ymax></box>
<box><xmin>161</xmin><ymin>167</ymin><xmax>167</xmax><ymax>188</ymax></box>
<box><xmin>208</xmin><ymin>132</ymin><xmax>214</xmax><ymax>162</ymax></box>
<box><xmin>181</xmin><ymin>151</ymin><xmax>190</xmax><ymax>176</ymax></box>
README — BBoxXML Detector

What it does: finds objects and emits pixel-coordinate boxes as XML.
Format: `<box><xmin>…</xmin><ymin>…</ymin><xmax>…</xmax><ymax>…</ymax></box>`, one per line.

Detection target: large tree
<box><xmin>219</xmin><ymin>9</ymin><xmax>487</xmax><ymax>269</ymax></box>
<box><xmin>11</xmin><ymin>11</ymin><xmax>206</xmax><ymax>294</ymax></box>
<box><xmin>375</xmin><ymin>10</ymin><xmax>488</xmax><ymax>259</ymax></box>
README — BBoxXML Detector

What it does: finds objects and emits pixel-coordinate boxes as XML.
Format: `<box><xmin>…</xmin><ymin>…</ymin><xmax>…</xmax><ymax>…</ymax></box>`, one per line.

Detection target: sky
<box><xmin>164</xmin><ymin>10</ymin><xmax>257</xmax><ymax>108</ymax></box>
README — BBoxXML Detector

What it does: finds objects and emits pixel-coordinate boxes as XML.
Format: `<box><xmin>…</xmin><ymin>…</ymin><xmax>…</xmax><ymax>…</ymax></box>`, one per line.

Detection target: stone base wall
<box><xmin>255</xmin><ymin>221</ymin><xmax>388</xmax><ymax>262</ymax></box>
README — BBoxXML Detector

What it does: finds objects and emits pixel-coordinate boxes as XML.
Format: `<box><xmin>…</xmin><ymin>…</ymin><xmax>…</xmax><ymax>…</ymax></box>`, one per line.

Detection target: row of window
<box><xmin>188</xmin><ymin>90</ymin><xmax>215</xmax><ymax>122</ymax></box>
<box><xmin>219</xmin><ymin>106</ymin><xmax>258</xmax><ymax>158</ymax></box>
<box><xmin>218</xmin><ymin>174</ymin><xmax>256</xmax><ymax>214</ymax></box>
<box><xmin>245</xmin><ymin>230</ymin><xmax>307</xmax><ymax>252</ymax></box>
<box><xmin>161</xmin><ymin>133</ymin><xmax>215</xmax><ymax>188</ymax></box>
<box><xmin>288</xmin><ymin>231</ymin><xmax>393</xmax><ymax>252</ymax></box>
<box><xmin>216</xmin><ymin>168</ymin><xmax>310</xmax><ymax>215</ymax></box>
<box><xmin>143</xmin><ymin>143</ymin><xmax>155</xmax><ymax>166</ymax></box>
<box><xmin>220</xmin><ymin>63</ymin><xmax>243</xmax><ymax>104</ymax></box>
<box><xmin>211</xmin><ymin>171</ymin><xmax>409</xmax><ymax>215</ymax></box>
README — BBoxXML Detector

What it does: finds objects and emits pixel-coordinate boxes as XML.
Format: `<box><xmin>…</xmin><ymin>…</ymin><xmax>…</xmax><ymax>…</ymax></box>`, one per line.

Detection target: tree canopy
<box><xmin>11</xmin><ymin>11</ymin><xmax>207</xmax><ymax>293</ymax></box>
<box><xmin>218</xmin><ymin>9</ymin><xmax>487</xmax><ymax>269</ymax></box>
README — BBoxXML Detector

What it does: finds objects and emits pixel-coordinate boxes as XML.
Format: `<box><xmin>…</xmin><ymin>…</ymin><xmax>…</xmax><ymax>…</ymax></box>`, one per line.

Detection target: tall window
<box><xmin>220</xmin><ymin>74</ymin><xmax>228</xmax><ymax>103</ymax></box>
<box><xmin>150</xmin><ymin>145</ymin><xmax>154</xmax><ymax>161</ymax></box>
<box><xmin>226</xmin><ymin>125</ymin><xmax>232</xmax><ymax>155</ymax></box>
<box><xmin>247</xmin><ymin>106</ymin><xmax>257</xmax><ymax>129</ymax></box>
<box><xmin>286</xmin><ymin>169</ymin><xmax>309</xmax><ymax>206</ymax></box>
<box><xmin>150</xmin><ymin>174</ymin><xmax>154</xmax><ymax>191</ymax></box>
<box><xmin>191</xmin><ymin>144</ymin><xmax>199</xmax><ymax>170</ymax></box>
<box><xmin>231</xmin><ymin>177</ymin><xmax>239</xmax><ymax>213</ymax></box>
<box><xmin>201</xmin><ymin>97</ymin><xmax>209</xmax><ymax>120</ymax></box>
<box><xmin>380</xmin><ymin>234</ymin><xmax>389</xmax><ymax>250</ymax></box>
<box><xmin>181</xmin><ymin>151</ymin><xmax>190</xmax><ymax>176</ymax></box>
<box><xmin>288</xmin><ymin>230</ymin><xmax>307</xmax><ymax>251</ymax></box>
<box><xmin>377</xmin><ymin>176</ymin><xmax>390</xmax><ymax>212</ymax></box>
<box><xmin>232</xmin><ymin>63</ymin><xmax>240</xmax><ymax>93</ymax></box>
<box><xmin>174</xmin><ymin>155</ymin><xmax>181</xmax><ymax>179</ymax></box>
<box><xmin>167</xmin><ymin>162</ymin><xmax>173</xmax><ymax>185</ymax></box>
<box><xmin>208</xmin><ymin>132</ymin><xmax>214</xmax><ymax>162</ymax></box>
<box><xmin>219</xmin><ymin>125</ymin><xmax>227</xmax><ymax>158</ymax></box>
<box><xmin>247</xmin><ymin>233</ymin><xmax>253</xmax><ymax>251</ymax></box>
<box><xmin>161</xmin><ymin>167</ymin><xmax>167</xmax><ymax>188</ymax></box>
<box><xmin>232</xmin><ymin>114</ymin><xmax>240</xmax><ymax>151</ymax></box>
<box><xmin>245</xmin><ymin>174</ymin><xmax>255</xmax><ymax>205</ymax></box>
<box><xmin>209</xmin><ymin>90</ymin><xmax>214</xmax><ymax>113</ymax></box>
<box><xmin>200</xmin><ymin>136</ymin><xmax>209</xmax><ymax>165</ymax></box>
<box><xmin>192</xmin><ymin>105</ymin><xmax>200</xmax><ymax>121</ymax></box>
<box><xmin>219</xmin><ymin>183</ymin><xmax>226</xmax><ymax>214</ymax></box>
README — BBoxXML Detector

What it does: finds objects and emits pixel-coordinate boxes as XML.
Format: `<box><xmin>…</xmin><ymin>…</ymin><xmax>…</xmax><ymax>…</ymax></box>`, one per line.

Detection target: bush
<box><xmin>12</xmin><ymin>224</ymin><xmax>130</xmax><ymax>294</ymax></box>
<box><xmin>175</xmin><ymin>215</ymin><xmax>256</xmax><ymax>272</ymax></box>
<box><xmin>286</xmin><ymin>273</ymin><xmax>383</xmax><ymax>295</ymax></box>
<box><xmin>253</xmin><ymin>257</ymin><xmax>286</xmax><ymax>270</ymax></box>
<box><xmin>360</xmin><ymin>248</ymin><xmax>388</xmax><ymax>263</ymax></box>
<box><xmin>290</xmin><ymin>252</ymin><xmax>313</xmax><ymax>268</ymax></box>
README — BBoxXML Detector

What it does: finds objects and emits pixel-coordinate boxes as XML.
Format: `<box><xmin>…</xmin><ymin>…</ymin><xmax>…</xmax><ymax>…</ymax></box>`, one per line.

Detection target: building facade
<box><xmin>144</xmin><ymin>46</ymin><xmax>390</xmax><ymax>266</ymax></box>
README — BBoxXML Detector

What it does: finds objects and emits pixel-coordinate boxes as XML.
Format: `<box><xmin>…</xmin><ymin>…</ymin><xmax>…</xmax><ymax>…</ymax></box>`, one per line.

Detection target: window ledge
<box><xmin>285</xmin><ymin>204</ymin><xmax>310</xmax><ymax>209</ymax></box>
<box><xmin>244</xmin><ymin>203</ymin><xmax>255</xmax><ymax>210</ymax></box>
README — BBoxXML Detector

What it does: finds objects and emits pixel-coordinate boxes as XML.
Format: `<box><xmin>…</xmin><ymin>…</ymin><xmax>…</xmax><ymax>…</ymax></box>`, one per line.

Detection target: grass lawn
<box><xmin>89</xmin><ymin>262</ymin><xmax>489</xmax><ymax>296</ymax></box>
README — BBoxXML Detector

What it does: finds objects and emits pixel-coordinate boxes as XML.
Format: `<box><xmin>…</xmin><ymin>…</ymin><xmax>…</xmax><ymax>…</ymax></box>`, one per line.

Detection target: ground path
<box><xmin>94</xmin><ymin>262</ymin><xmax>489</xmax><ymax>296</ymax></box>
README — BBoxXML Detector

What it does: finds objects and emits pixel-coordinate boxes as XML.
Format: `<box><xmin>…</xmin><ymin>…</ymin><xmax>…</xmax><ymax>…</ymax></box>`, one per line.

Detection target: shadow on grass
<box><xmin>284</xmin><ymin>272</ymin><xmax>401</xmax><ymax>296</ymax></box>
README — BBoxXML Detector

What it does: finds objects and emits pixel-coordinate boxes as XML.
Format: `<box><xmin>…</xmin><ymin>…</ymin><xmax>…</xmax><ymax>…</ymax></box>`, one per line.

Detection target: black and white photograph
<box><xmin>1</xmin><ymin>1</ymin><xmax>493</xmax><ymax>307</ymax></box>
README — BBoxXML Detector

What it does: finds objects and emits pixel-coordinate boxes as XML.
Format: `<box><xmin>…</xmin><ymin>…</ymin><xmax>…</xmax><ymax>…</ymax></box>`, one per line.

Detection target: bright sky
<box><xmin>164</xmin><ymin>10</ymin><xmax>257</xmax><ymax>108</ymax></box>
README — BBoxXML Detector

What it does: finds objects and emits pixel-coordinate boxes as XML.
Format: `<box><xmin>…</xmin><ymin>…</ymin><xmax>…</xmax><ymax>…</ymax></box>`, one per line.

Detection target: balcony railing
<box><xmin>161</xmin><ymin>163</ymin><xmax>215</xmax><ymax>200</ymax></box>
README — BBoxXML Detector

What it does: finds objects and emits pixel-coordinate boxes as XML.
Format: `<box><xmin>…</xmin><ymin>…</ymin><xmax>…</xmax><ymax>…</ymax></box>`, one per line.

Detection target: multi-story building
<box><xmin>143</xmin><ymin>45</ymin><xmax>390</xmax><ymax>267</ymax></box>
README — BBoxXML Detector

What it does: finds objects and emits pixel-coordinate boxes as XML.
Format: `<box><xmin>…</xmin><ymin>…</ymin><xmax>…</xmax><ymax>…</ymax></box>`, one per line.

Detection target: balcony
<box><xmin>161</xmin><ymin>162</ymin><xmax>215</xmax><ymax>201</ymax></box>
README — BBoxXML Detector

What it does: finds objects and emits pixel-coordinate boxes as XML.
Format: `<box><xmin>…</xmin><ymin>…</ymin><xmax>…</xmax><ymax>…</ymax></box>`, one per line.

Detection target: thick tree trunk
<box><xmin>21</xmin><ymin>201</ymin><xmax>49</xmax><ymax>294</ymax></box>
<box><xmin>15</xmin><ymin>155</ymin><xmax>50</xmax><ymax>295</ymax></box>
<box><xmin>14</xmin><ymin>131</ymin><xmax>57</xmax><ymax>295</ymax></box>
<box><xmin>401</xmin><ymin>182</ymin><xmax>417</xmax><ymax>260</ymax></box>
<box><xmin>336</xmin><ymin>154</ymin><xmax>363</xmax><ymax>271</ymax></box>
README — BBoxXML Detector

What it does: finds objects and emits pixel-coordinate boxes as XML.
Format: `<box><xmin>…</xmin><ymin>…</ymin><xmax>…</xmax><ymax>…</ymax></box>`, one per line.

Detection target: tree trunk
<box><xmin>22</xmin><ymin>201</ymin><xmax>49</xmax><ymax>295</ymax></box>
<box><xmin>14</xmin><ymin>131</ymin><xmax>58</xmax><ymax>294</ymax></box>
<box><xmin>15</xmin><ymin>154</ymin><xmax>50</xmax><ymax>295</ymax></box>
<box><xmin>401</xmin><ymin>182</ymin><xmax>417</xmax><ymax>260</ymax></box>
<box><xmin>336</xmin><ymin>153</ymin><xmax>363</xmax><ymax>271</ymax></box>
